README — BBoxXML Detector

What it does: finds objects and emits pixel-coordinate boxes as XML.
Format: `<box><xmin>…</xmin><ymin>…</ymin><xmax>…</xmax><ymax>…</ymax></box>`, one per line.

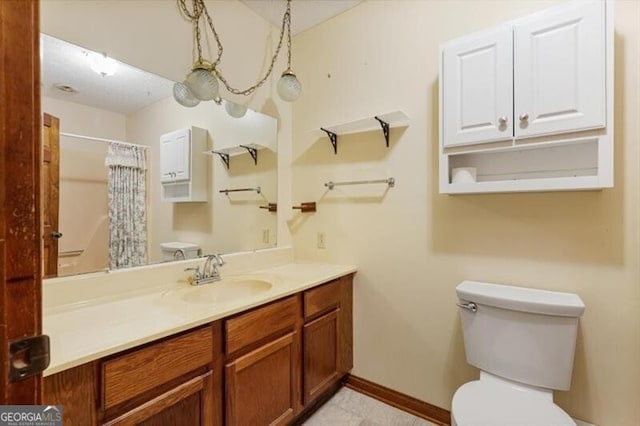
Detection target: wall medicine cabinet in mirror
<box><xmin>41</xmin><ymin>34</ymin><xmax>278</xmax><ymax>279</ymax></box>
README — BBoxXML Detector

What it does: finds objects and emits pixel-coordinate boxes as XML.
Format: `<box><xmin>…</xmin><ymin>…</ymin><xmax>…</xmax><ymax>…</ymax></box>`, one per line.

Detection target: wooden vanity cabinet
<box><xmin>43</xmin><ymin>324</ymin><xmax>223</xmax><ymax>426</ymax></box>
<box><xmin>223</xmin><ymin>296</ymin><xmax>302</xmax><ymax>426</ymax></box>
<box><xmin>302</xmin><ymin>274</ymin><xmax>353</xmax><ymax>405</ymax></box>
<box><xmin>42</xmin><ymin>273</ymin><xmax>354</xmax><ymax>426</ymax></box>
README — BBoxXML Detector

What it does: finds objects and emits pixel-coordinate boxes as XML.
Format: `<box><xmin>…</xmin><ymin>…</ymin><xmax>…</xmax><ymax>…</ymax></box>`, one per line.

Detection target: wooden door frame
<box><xmin>0</xmin><ymin>0</ymin><xmax>43</xmax><ymax>404</ymax></box>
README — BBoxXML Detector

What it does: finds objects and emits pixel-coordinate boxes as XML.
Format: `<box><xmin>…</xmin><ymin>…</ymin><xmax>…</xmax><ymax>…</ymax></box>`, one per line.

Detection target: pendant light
<box><xmin>173</xmin><ymin>0</ymin><xmax>301</xmax><ymax>106</ymax></box>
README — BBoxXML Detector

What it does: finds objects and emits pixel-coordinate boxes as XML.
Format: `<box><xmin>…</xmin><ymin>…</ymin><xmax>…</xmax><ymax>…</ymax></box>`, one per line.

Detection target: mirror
<box><xmin>41</xmin><ymin>34</ymin><xmax>278</xmax><ymax>278</ymax></box>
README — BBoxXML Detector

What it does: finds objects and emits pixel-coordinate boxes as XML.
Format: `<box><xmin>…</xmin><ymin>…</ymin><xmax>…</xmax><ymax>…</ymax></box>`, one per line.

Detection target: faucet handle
<box><xmin>185</xmin><ymin>266</ymin><xmax>202</xmax><ymax>285</ymax></box>
<box><xmin>184</xmin><ymin>266</ymin><xmax>201</xmax><ymax>277</ymax></box>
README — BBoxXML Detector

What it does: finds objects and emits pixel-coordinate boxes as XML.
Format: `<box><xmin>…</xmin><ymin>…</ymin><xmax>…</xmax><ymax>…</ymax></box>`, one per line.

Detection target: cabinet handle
<box><xmin>498</xmin><ymin>116</ymin><xmax>508</xmax><ymax>125</ymax></box>
<box><xmin>519</xmin><ymin>113</ymin><xmax>529</xmax><ymax>121</ymax></box>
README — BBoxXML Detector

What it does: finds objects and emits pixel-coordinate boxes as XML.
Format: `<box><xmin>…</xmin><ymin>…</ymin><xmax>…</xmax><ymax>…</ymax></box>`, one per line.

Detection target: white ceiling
<box><xmin>40</xmin><ymin>1</ymin><xmax>364</xmax><ymax>114</ymax></box>
<box><xmin>241</xmin><ymin>0</ymin><xmax>363</xmax><ymax>35</ymax></box>
<box><xmin>41</xmin><ymin>34</ymin><xmax>174</xmax><ymax>115</ymax></box>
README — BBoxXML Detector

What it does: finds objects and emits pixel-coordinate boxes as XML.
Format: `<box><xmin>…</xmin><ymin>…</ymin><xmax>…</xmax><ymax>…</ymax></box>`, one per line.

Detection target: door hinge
<box><xmin>9</xmin><ymin>335</ymin><xmax>50</xmax><ymax>382</ymax></box>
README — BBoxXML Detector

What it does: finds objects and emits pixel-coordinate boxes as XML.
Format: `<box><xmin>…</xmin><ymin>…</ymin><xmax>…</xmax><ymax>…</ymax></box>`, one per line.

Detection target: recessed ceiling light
<box><xmin>53</xmin><ymin>83</ymin><xmax>78</xmax><ymax>93</ymax></box>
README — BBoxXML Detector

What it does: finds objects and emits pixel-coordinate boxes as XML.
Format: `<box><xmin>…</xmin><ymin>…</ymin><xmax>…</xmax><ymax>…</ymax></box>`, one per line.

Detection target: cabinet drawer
<box><xmin>104</xmin><ymin>372</ymin><xmax>212</xmax><ymax>426</ymax></box>
<box><xmin>102</xmin><ymin>326</ymin><xmax>213</xmax><ymax>410</ymax></box>
<box><xmin>225</xmin><ymin>296</ymin><xmax>299</xmax><ymax>356</ymax></box>
<box><xmin>304</xmin><ymin>280</ymin><xmax>340</xmax><ymax>320</ymax></box>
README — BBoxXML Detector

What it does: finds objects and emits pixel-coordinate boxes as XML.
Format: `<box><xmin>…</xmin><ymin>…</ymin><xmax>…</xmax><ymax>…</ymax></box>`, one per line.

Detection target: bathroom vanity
<box><xmin>42</xmin><ymin>259</ymin><xmax>355</xmax><ymax>425</ymax></box>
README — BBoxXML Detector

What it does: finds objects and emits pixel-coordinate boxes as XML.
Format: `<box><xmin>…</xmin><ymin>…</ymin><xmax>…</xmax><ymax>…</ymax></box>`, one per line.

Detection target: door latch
<box><xmin>9</xmin><ymin>335</ymin><xmax>50</xmax><ymax>382</ymax></box>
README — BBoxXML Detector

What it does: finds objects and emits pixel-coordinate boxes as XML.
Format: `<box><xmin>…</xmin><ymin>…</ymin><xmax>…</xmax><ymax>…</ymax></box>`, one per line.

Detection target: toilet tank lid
<box><xmin>456</xmin><ymin>281</ymin><xmax>585</xmax><ymax>317</ymax></box>
<box><xmin>160</xmin><ymin>242</ymin><xmax>200</xmax><ymax>250</ymax></box>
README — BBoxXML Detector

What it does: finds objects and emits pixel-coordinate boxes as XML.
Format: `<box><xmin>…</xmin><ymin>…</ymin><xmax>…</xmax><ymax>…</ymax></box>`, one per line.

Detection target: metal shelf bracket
<box><xmin>240</xmin><ymin>145</ymin><xmax>258</xmax><ymax>165</ymax></box>
<box><xmin>320</xmin><ymin>128</ymin><xmax>338</xmax><ymax>155</ymax></box>
<box><xmin>212</xmin><ymin>151</ymin><xmax>230</xmax><ymax>169</ymax></box>
<box><xmin>374</xmin><ymin>116</ymin><xmax>390</xmax><ymax>147</ymax></box>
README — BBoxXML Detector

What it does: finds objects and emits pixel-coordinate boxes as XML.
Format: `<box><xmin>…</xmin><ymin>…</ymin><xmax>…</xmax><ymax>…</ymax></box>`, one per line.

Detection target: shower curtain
<box><xmin>105</xmin><ymin>143</ymin><xmax>147</xmax><ymax>269</ymax></box>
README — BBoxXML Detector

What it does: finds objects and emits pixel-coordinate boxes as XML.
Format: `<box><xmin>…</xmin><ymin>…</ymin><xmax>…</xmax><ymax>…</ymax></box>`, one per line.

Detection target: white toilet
<box><xmin>452</xmin><ymin>280</ymin><xmax>585</xmax><ymax>426</ymax></box>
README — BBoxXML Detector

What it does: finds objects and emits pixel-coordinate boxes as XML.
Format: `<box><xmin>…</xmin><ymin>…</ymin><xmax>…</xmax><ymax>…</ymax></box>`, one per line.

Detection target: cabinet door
<box><xmin>303</xmin><ymin>309</ymin><xmax>339</xmax><ymax>405</ymax></box>
<box><xmin>160</xmin><ymin>128</ymin><xmax>190</xmax><ymax>183</ymax></box>
<box><xmin>225</xmin><ymin>332</ymin><xmax>300</xmax><ymax>426</ymax></box>
<box><xmin>442</xmin><ymin>25</ymin><xmax>513</xmax><ymax>147</ymax></box>
<box><xmin>105</xmin><ymin>372</ymin><xmax>214</xmax><ymax>426</ymax></box>
<box><xmin>514</xmin><ymin>0</ymin><xmax>605</xmax><ymax>138</ymax></box>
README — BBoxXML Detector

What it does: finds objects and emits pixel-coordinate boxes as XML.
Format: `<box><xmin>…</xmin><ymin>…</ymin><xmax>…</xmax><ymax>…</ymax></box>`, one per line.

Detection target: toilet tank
<box><xmin>160</xmin><ymin>242</ymin><xmax>201</xmax><ymax>261</ymax></box>
<box><xmin>456</xmin><ymin>281</ymin><xmax>585</xmax><ymax>391</ymax></box>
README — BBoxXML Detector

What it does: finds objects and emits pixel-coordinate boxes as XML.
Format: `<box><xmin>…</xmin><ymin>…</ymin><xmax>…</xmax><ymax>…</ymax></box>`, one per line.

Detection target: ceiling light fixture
<box><xmin>88</xmin><ymin>52</ymin><xmax>118</xmax><ymax>77</ymax></box>
<box><xmin>225</xmin><ymin>100</ymin><xmax>247</xmax><ymax>118</ymax></box>
<box><xmin>173</xmin><ymin>0</ymin><xmax>301</xmax><ymax>108</ymax></box>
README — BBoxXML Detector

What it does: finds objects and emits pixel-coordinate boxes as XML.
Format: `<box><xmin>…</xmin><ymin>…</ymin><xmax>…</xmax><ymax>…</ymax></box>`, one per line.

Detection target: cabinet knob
<box><xmin>519</xmin><ymin>113</ymin><xmax>529</xmax><ymax>121</ymax></box>
<box><xmin>498</xmin><ymin>116</ymin><xmax>508</xmax><ymax>125</ymax></box>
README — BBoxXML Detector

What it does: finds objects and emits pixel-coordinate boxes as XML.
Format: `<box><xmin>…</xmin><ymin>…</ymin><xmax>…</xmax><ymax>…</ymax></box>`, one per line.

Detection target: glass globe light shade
<box><xmin>225</xmin><ymin>101</ymin><xmax>247</xmax><ymax>118</ymax></box>
<box><xmin>277</xmin><ymin>69</ymin><xmax>301</xmax><ymax>102</ymax></box>
<box><xmin>185</xmin><ymin>68</ymin><xmax>219</xmax><ymax>101</ymax></box>
<box><xmin>173</xmin><ymin>81</ymin><xmax>200</xmax><ymax>108</ymax></box>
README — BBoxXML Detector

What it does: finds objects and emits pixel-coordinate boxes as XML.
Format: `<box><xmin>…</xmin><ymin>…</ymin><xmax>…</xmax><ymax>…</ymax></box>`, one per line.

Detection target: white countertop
<box><xmin>43</xmin><ymin>262</ymin><xmax>356</xmax><ymax>376</ymax></box>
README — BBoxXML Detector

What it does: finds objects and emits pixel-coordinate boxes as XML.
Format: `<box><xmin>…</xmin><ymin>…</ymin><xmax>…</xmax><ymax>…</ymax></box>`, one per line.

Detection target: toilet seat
<box><xmin>452</xmin><ymin>380</ymin><xmax>575</xmax><ymax>426</ymax></box>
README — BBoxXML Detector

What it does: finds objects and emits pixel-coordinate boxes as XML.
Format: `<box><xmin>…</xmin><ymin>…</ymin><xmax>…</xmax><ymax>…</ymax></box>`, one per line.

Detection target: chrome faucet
<box><xmin>185</xmin><ymin>254</ymin><xmax>225</xmax><ymax>286</ymax></box>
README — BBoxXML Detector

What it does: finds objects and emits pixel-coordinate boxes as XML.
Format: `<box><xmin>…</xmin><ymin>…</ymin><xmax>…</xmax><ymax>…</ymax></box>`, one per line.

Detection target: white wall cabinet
<box><xmin>442</xmin><ymin>25</ymin><xmax>513</xmax><ymax>148</ymax></box>
<box><xmin>160</xmin><ymin>127</ymin><xmax>208</xmax><ymax>202</ymax></box>
<box><xmin>439</xmin><ymin>0</ymin><xmax>612</xmax><ymax>194</ymax></box>
<box><xmin>160</xmin><ymin>128</ymin><xmax>191</xmax><ymax>183</ymax></box>
<box><xmin>514</xmin><ymin>0</ymin><xmax>605</xmax><ymax>139</ymax></box>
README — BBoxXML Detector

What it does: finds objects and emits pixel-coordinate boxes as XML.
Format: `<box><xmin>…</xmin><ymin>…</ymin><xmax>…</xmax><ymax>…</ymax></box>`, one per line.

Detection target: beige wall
<box><xmin>126</xmin><ymin>97</ymin><xmax>278</xmax><ymax>260</ymax></box>
<box><xmin>40</xmin><ymin>0</ymin><xmax>294</xmax><ymax>247</ymax></box>
<box><xmin>42</xmin><ymin>96</ymin><xmax>126</xmax><ymax>139</ymax></box>
<box><xmin>291</xmin><ymin>1</ymin><xmax>640</xmax><ymax>425</ymax></box>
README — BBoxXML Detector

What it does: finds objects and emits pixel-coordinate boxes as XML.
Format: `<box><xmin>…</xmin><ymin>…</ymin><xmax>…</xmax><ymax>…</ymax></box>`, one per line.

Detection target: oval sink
<box><xmin>181</xmin><ymin>278</ymin><xmax>272</xmax><ymax>304</ymax></box>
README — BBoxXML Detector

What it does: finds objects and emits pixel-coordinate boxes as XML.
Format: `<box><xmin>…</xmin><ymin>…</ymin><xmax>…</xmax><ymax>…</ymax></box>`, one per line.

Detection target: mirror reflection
<box><xmin>41</xmin><ymin>34</ymin><xmax>278</xmax><ymax>279</ymax></box>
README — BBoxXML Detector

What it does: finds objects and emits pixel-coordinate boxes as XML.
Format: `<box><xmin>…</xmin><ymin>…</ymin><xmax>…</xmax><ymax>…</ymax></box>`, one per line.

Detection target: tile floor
<box><xmin>303</xmin><ymin>387</ymin><xmax>439</xmax><ymax>426</ymax></box>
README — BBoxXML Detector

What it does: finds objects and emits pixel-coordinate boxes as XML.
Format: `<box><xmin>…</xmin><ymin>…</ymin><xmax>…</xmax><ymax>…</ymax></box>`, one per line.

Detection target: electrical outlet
<box><xmin>262</xmin><ymin>229</ymin><xmax>269</xmax><ymax>244</ymax></box>
<box><xmin>317</xmin><ymin>232</ymin><xmax>326</xmax><ymax>249</ymax></box>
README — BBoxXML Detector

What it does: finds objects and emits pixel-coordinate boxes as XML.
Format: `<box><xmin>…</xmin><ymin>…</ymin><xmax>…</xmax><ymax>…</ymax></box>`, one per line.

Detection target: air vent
<box><xmin>53</xmin><ymin>83</ymin><xmax>77</xmax><ymax>93</ymax></box>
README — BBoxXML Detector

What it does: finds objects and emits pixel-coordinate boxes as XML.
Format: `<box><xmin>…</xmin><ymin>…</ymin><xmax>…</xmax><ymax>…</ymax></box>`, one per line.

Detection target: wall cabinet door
<box><xmin>303</xmin><ymin>309</ymin><xmax>339</xmax><ymax>405</ymax></box>
<box><xmin>105</xmin><ymin>373</ymin><xmax>214</xmax><ymax>426</ymax></box>
<box><xmin>442</xmin><ymin>25</ymin><xmax>513</xmax><ymax>147</ymax></box>
<box><xmin>514</xmin><ymin>0</ymin><xmax>605</xmax><ymax>138</ymax></box>
<box><xmin>225</xmin><ymin>332</ymin><xmax>300</xmax><ymax>426</ymax></box>
<box><xmin>160</xmin><ymin>128</ymin><xmax>190</xmax><ymax>183</ymax></box>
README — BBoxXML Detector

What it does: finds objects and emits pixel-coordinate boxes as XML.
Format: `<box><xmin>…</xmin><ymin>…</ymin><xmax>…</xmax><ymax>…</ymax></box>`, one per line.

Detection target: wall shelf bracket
<box><xmin>374</xmin><ymin>116</ymin><xmax>390</xmax><ymax>147</ymax></box>
<box><xmin>212</xmin><ymin>151</ymin><xmax>230</xmax><ymax>169</ymax></box>
<box><xmin>239</xmin><ymin>145</ymin><xmax>258</xmax><ymax>165</ymax></box>
<box><xmin>320</xmin><ymin>128</ymin><xmax>338</xmax><ymax>154</ymax></box>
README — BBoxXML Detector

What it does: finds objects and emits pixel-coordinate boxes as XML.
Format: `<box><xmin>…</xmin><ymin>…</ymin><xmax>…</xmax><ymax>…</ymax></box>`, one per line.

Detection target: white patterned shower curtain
<box><xmin>105</xmin><ymin>143</ymin><xmax>147</xmax><ymax>270</ymax></box>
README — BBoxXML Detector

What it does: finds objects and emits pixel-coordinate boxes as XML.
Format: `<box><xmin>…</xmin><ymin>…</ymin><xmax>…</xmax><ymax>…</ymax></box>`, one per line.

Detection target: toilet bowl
<box><xmin>452</xmin><ymin>281</ymin><xmax>585</xmax><ymax>426</ymax></box>
<box><xmin>452</xmin><ymin>372</ymin><xmax>575</xmax><ymax>426</ymax></box>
